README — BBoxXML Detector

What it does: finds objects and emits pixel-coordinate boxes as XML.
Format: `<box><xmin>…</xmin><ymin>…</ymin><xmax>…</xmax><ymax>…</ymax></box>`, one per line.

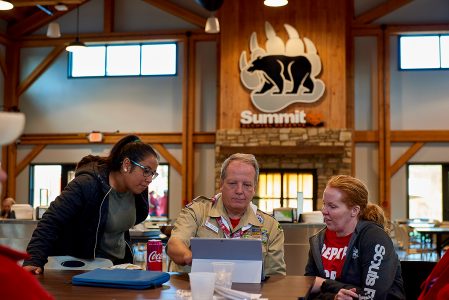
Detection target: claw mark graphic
<box><xmin>239</xmin><ymin>22</ymin><xmax>325</xmax><ymax>113</ymax></box>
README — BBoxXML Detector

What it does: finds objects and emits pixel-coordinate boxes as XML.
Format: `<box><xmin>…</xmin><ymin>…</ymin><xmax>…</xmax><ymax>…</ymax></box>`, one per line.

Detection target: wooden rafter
<box><xmin>11</xmin><ymin>1</ymin><xmax>84</xmax><ymax>6</ymax></box>
<box><xmin>15</xmin><ymin>144</ymin><xmax>46</xmax><ymax>176</ymax></box>
<box><xmin>152</xmin><ymin>143</ymin><xmax>182</xmax><ymax>174</ymax></box>
<box><xmin>103</xmin><ymin>0</ymin><xmax>114</xmax><ymax>33</ymax></box>
<box><xmin>142</xmin><ymin>0</ymin><xmax>206</xmax><ymax>28</ymax></box>
<box><xmin>7</xmin><ymin>1</ymin><xmax>88</xmax><ymax>37</ymax></box>
<box><xmin>0</xmin><ymin>55</ymin><xmax>6</xmax><ymax>77</ymax></box>
<box><xmin>8</xmin><ymin>10</ymin><xmax>68</xmax><ymax>37</ymax></box>
<box><xmin>219</xmin><ymin>146</ymin><xmax>346</xmax><ymax>155</ymax></box>
<box><xmin>0</xmin><ymin>33</ymin><xmax>10</xmax><ymax>45</ymax></box>
<box><xmin>18</xmin><ymin>132</ymin><xmax>215</xmax><ymax>145</ymax></box>
<box><xmin>390</xmin><ymin>142</ymin><xmax>424</xmax><ymax>175</ymax></box>
<box><xmin>354</xmin><ymin>130</ymin><xmax>449</xmax><ymax>143</ymax></box>
<box><xmin>19</xmin><ymin>30</ymin><xmax>211</xmax><ymax>47</ymax></box>
<box><xmin>353</xmin><ymin>0</ymin><xmax>413</xmax><ymax>25</ymax></box>
<box><xmin>17</xmin><ymin>44</ymin><xmax>65</xmax><ymax>95</ymax></box>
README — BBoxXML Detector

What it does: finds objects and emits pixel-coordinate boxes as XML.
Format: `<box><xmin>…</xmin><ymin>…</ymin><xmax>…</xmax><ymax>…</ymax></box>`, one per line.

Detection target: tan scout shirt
<box><xmin>169</xmin><ymin>194</ymin><xmax>286</xmax><ymax>275</ymax></box>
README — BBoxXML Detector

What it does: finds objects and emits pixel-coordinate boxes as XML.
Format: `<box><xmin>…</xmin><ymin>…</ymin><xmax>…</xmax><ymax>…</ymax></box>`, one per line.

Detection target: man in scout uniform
<box><xmin>167</xmin><ymin>153</ymin><xmax>286</xmax><ymax>275</ymax></box>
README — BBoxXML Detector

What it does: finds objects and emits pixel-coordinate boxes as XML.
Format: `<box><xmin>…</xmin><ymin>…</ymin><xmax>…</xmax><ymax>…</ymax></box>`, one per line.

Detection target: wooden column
<box><xmin>3</xmin><ymin>42</ymin><xmax>21</xmax><ymax>198</ymax></box>
<box><xmin>383</xmin><ymin>27</ymin><xmax>392</xmax><ymax>217</ymax></box>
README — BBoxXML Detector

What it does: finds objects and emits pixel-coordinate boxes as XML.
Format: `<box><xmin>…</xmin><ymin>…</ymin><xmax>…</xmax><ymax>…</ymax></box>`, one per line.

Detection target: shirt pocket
<box><xmin>196</xmin><ymin>223</ymin><xmax>222</xmax><ymax>238</ymax></box>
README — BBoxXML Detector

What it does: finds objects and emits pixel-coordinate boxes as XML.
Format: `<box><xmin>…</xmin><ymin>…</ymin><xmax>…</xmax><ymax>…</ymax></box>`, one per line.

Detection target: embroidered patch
<box><xmin>257</xmin><ymin>214</ymin><xmax>264</xmax><ymax>224</ymax></box>
<box><xmin>242</xmin><ymin>227</ymin><xmax>262</xmax><ymax>239</ymax></box>
<box><xmin>352</xmin><ymin>247</ymin><xmax>359</xmax><ymax>259</ymax></box>
<box><xmin>277</xmin><ymin>223</ymin><xmax>283</xmax><ymax>232</ymax></box>
<box><xmin>261</xmin><ymin>229</ymin><xmax>269</xmax><ymax>244</ymax></box>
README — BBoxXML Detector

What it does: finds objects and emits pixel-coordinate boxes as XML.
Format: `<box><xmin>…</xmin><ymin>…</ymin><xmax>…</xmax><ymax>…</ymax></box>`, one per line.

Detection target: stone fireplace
<box><xmin>215</xmin><ymin>128</ymin><xmax>352</xmax><ymax>206</ymax></box>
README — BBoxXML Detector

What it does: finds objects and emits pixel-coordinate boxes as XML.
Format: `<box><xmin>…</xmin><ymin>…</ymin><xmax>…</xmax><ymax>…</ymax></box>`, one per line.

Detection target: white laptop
<box><xmin>190</xmin><ymin>237</ymin><xmax>263</xmax><ymax>283</ymax></box>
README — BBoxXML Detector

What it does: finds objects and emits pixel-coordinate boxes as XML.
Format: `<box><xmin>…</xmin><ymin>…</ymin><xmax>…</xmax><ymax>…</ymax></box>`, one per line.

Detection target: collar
<box><xmin>208</xmin><ymin>193</ymin><xmax>263</xmax><ymax>227</ymax></box>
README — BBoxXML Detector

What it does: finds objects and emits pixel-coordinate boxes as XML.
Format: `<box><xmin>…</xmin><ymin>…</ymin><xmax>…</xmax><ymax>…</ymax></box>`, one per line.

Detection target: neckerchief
<box><xmin>216</xmin><ymin>216</ymin><xmax>252</xmax><ymax>238</ymax></box>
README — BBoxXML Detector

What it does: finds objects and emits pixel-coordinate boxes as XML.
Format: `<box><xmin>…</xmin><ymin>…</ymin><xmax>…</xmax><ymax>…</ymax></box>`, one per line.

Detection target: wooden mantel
<box><xmin>218</xmin><ymin>145</ymin><xmax>346</xmax><ymax>156</ymax></box>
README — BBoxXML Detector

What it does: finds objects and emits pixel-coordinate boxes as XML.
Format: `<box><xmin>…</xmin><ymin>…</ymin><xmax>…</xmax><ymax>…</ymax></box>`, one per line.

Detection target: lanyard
<box><xmin>216</xmin><ymin>216</ymin><xmax>250</xmax><ymax>238</ymax></box>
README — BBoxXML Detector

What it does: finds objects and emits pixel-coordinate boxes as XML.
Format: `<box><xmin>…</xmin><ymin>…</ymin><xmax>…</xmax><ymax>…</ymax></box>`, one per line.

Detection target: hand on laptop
<box><xmin>166</xmin><ymin>237</ymin><xmax>192</xmax><ymax>266</ymax></box>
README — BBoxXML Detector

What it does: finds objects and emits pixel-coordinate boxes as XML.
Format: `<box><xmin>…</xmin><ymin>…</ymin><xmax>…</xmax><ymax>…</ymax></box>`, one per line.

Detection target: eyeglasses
<box><xmin>130</xmin><ymin>159</ymin><xmax>159</xmax><ymax>180</ymax></box>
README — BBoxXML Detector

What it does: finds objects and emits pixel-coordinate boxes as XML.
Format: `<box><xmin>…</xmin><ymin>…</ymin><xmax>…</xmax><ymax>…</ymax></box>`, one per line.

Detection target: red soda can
<box><xmin>147</xmin><ymin>239</ymin><xmax>163</xmax><ymax>271</ymax></box>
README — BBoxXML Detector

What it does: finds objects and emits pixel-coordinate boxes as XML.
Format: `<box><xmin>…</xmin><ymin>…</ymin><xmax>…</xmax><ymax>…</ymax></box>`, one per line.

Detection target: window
<box><xmin>148</xmin><ymin>164</ymin><xmax>169</xmax><ymax>220</ymax></box>
<box><xmin>68</xmin><ymin>43</ymin><xmax>177</xmax><ymax>78</ymax></box>
<box><xmin>255</xmin><ymin>169</ymin><xmax>316</xmax><ymax>214</ymax></box>
<box><xmin>406</xmin><ymin>163</ymin><xmax>449</xmax><ymax>221</ymax></box>
<box><xmin>399</xmin><ymin>35</ymin><xmax>449</xmax><ymax>70</ymax></box>
<box><xmin>29</xmin><ymin>164</ymin><xmax>76</xmax><ymax>208</ymax></box>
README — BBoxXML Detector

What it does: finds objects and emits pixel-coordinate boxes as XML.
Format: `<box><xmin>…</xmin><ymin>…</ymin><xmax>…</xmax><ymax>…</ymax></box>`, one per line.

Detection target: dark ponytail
<box><xmin>106</xmin><ymin>135</ymin><xmax>159</xmax><ymax>171</ymax></box>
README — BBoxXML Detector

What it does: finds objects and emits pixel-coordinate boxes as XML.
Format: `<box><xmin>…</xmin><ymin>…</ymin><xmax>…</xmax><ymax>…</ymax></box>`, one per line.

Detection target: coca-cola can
<box><xmin>147</xmin><ymin>239</ymin><xmax>163</xmax><ymax>271</ymax></box>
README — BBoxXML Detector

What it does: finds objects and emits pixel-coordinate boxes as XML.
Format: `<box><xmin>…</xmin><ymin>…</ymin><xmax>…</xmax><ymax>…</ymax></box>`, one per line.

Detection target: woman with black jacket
<box><xmin>23</xmin><ymin>135</ymin><xmax>159</xmax><ymax>275</ymax></box>
<box><xmin>305</xmin><ymin>175</ymin><xmax>405</xmax><ymax>300</ymax></box>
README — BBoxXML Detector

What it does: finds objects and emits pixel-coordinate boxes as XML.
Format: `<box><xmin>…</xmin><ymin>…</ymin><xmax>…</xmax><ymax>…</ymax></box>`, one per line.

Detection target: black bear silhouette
<box><xmin>247</xmin><ymin>55</ymin><xmax>314</xmax><ymax>95</ymax></box>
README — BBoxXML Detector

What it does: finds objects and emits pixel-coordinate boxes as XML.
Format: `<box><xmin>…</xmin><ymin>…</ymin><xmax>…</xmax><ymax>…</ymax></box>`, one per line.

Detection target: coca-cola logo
<box><xmin>148</xmin><ymin>251</ymin><xmax>162</xmax><ymax>262</ymax></box>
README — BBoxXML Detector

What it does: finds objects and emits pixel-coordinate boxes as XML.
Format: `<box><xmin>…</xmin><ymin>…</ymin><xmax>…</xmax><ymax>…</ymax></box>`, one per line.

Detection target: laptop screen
<box><xmin>190</xmin><ymin>237</ymin><xmax>262</xmax><ymax>260</ymax></box>
<box><xmin>190</xmin><ymin>237</ymin><xmax>263</xmax><ymax>283</ymax></box>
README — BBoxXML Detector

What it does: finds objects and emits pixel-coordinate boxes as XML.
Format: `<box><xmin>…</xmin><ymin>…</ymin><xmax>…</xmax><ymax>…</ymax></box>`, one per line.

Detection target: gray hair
<box><xmin>220</xmin><ymin>153</ymin><xmax>259</xmax><ymax>185</ymax></box>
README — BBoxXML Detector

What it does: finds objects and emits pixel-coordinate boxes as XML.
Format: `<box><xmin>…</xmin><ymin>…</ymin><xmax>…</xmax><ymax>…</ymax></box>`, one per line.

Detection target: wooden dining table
<box><xmin>37</xmin><ymin>270</ymin><xmax>315</xmax><ymax>300</ymax></box>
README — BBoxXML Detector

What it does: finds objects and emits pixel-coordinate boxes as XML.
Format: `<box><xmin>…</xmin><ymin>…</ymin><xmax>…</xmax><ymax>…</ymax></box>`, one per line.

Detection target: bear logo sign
<box><xmin>239</xmin><ymin>22</ymin><xmax>325</xmax><ymax>113</ymax></box>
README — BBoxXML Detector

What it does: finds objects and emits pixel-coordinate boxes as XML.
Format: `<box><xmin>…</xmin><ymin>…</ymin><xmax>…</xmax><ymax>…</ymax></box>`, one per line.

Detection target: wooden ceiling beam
<box><xmin>8</xmin><ymin>9</ymin><xmax>72</xmax><ymax>37</ymax></box>
<box><xmin>354</xmin><ymin>130</ymin><xmax>449</xmax><ymax>143</ymax></box>
<box><xmin>0</xmin><ymin>32</ymin><xmax>11</xmax><ymax>45</ymax></box>
<box><xmin>390</xmin><ymin>142</ymin><xmax>424</xmax><ymax>175</ymax></box>
<box><xmin>15</xmin><ymin>144</ymin><xmax>46</xmax><ymax>176</ymax></box>
<box><xmin>353</xmin><ymin>0</ymin><xmax>413</xmax><ymax>25</ymax></box>
<box><xmin>19</xmin><ymin>30</ymin><xmax>212</xmax><ymax>47</ymax></box>
<box><xmin>18</xmin><ymin>44</ymin><xmax>65</xmax><ymax>95</ymax></box>
<box><xmin>152</xmin><ymin>143</ymin><xmax>182</xmax><ymax>174</ymax></box>
<box><xmin>103</xmin><ymin>0</ymin><xmax>114</xmax><ymax>33</ymax></box>
<box><xmin>7</xmin><ymin>0</ymin><xmax>89</xmax><ymax>37</ymax></box>
<box><xmin>11</xmin><ymin>0</ymin><xmax>84</xmax><ymax>6</ymax></box>
<box><xmin>142</xmin><ymin>0</ymin><xmax>206</xmax><ymax>28</ymax></box>
<box><xmin>18</xmin><ymin>132</ymin><xmax>215</xmax><ymax>145</ymax></box>
<box><xmin>219</xmin><ymin>146</ymin><xmax>346</xmax><ymax>156</ymax></box>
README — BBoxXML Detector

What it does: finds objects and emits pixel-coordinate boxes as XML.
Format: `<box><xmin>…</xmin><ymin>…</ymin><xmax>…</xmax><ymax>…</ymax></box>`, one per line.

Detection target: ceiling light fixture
<box><xmin>264</xmin><ymin>0</ymin><xmax>288</xmax><ymax>7</ymax></box>
<box><xmin>205</xmin><ymin>16</ymin><xmax>220</xmax><ymax>34</ymax></box>
<box><xmin>195</xmin><ymin>0</ymin><xmax>224</xmax><ymax>34</ymax></box>
<box><xmin>54</xmin><ymin>3</ymin><xmax>68</xmax><ymax>11</ymax></box>
<box><xmin>47</xmin><ymin>22</ymin><xmax>61</xmax><ymax>38</ymax></box>
<box><xmin>0</xmin><ymin>1</ymin><xmax>13</xmax><ymax>10</ymax></box>
<box><xmin>66</xmin><ymin>7</ymin><xmax>86</xmax><ymax>52</ymax></box>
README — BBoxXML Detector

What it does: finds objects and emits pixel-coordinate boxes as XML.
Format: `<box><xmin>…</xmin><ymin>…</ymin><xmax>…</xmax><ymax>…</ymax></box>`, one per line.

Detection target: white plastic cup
<box><xmin>189</xmin><ymin>272</ymin><xmax>216</xmax><ymax>300</ymax></box>
<box><xmin>212</xmin><ymin>261</ymin><xmax>234</xmax><ymax>289</ymax></box>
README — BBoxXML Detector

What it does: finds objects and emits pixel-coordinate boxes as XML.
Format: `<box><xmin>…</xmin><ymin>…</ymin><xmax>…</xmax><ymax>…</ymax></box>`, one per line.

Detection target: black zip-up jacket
<box><xmin>23</xmin><ymin>155</ymin><xmax>149</xmax><ymax>269</ymax></box>
<box><xmin>305</xmin><ymin>220</ymin><xmax>405</xmax><ymax>300</ymax></box>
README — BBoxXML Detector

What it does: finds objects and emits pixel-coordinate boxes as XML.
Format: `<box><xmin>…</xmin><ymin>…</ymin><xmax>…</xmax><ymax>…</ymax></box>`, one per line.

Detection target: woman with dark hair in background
<box><xmin>23</xmin><ymin>135</ymin><xmax>159</xmax><ymax>275</ymax></box>
<box><xmin>305</xmin><ymin>175</ymin><xmax>405</xmax><ymax>300</ymax></box>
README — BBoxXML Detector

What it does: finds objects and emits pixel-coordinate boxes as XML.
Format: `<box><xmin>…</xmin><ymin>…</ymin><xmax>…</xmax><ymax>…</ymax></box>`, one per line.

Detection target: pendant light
<box><xmin>195</xmin><ymin>0</ymin><xmax>224</xmax><ymax>34</ymax></box>
<box><xmin>46</xmin><ymin>22</ymin><xmax>61</xmax><ymax>38</ymax></box>
<box><xmin>264</xmin><ymin>0</ymin><xmax>288</xmax><ymax>7</ymax></box>
<box><xmin>0</xmin><ymin>1</ymin><xmax>13</xmax><ymax>10</ymax></box>
<box><xmin>66</xmin><ymin>7</ymin><xmax>86</xmax><ymax>52</ymax></box>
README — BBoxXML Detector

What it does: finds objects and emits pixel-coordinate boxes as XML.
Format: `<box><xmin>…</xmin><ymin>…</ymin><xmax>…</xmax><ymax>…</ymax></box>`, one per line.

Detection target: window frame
<box><xmin>406</xmin><ymin>162</ymin><xmax>449</xmax><ymax>221</ymax></box>
<box><xmin>68</xmin><ymin>42</ymin><xmax>178</xmax><ymax>78</ymax></box>
<box><xmin>29</xmin><ymin>163</ymin><xmax>77</xmax><ymax>208</ymax></box>
<box><xmin>398</xmin><ymin>34</ymin><xmax>449</xmax><ymax>71</ymax></box>
<box><xmin>256</xmin><ymin>168</ymin><xmax>318</xmax><ymax>214</ymax></box>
